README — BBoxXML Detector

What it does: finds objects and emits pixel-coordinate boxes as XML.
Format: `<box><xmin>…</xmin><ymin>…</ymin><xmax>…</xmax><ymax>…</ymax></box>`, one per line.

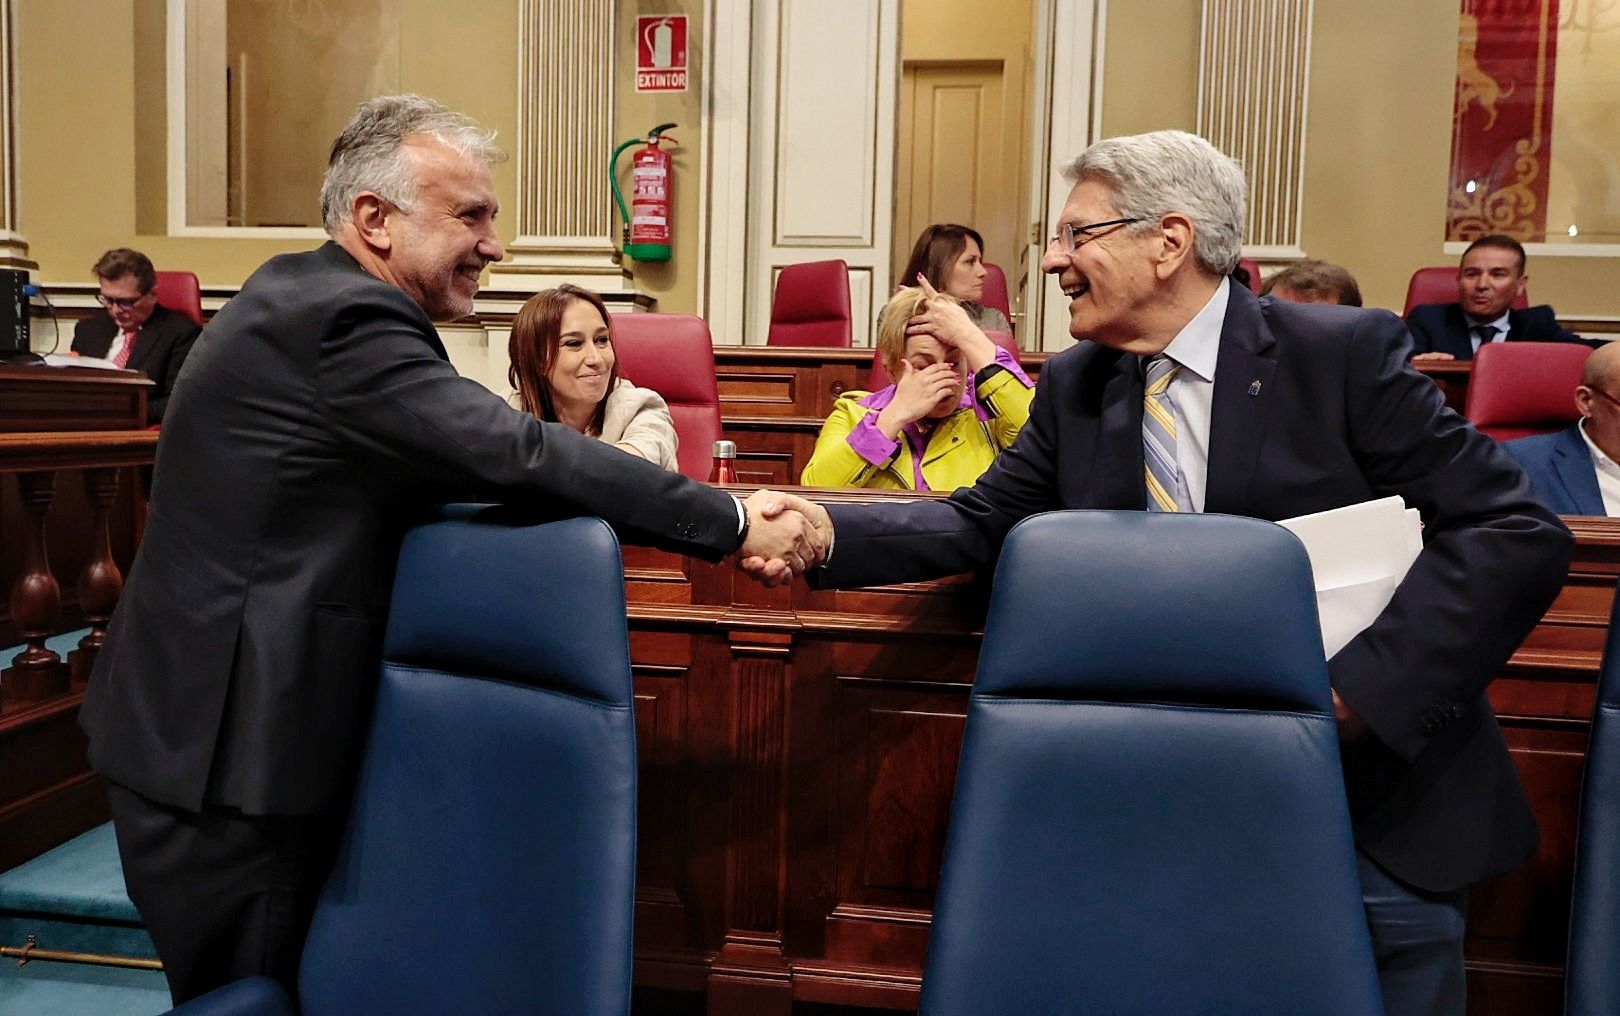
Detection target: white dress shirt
<box><xmin>1577</xmin><ymin>418</ymin><xmax>1620</xmax><ymax>516</ymax></box>
<box><xmin>1156</xmin><ymin>277</ymin><xmax>1229</xmax><ymax>513</ymax></box>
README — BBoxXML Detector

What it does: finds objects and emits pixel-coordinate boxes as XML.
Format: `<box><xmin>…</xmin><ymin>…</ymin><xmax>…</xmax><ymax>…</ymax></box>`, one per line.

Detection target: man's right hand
<box><xmin>1410</xmin><ymin>351</ymin><xmax>1456</xmax><ymax>361</ymax></box>
<box><xmin>738</xmin><ymin>491</ymin><xmax>833</xmax><ymax>586</ymax></box>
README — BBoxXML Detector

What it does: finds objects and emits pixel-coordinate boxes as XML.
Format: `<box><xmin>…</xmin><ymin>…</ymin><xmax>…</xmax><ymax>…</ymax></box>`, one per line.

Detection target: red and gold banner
<box><xmin>1446</xmin><ymin>0</ymin><xmax>1560</xmax><ymax>241</ymax></box>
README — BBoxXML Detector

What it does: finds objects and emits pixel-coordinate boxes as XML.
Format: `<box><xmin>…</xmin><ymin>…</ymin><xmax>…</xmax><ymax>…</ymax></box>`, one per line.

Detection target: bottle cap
<box><xmin>713</xmin><ymin>440</ymin><xmax>737</xmax><ymax>458</ymax></box>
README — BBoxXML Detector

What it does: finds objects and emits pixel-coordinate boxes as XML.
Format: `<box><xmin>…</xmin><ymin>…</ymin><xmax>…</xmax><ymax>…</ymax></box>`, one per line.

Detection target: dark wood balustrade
<box><xmin>2</xmin><ymin>364</ymin><xmax>153</xmax><ymax>871</ymax></box>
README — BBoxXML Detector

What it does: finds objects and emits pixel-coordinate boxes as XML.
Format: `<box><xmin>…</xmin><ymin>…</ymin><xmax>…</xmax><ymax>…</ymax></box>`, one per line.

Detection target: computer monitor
<box><xmin>0</xmin><ymin>268</ymin><xmax>29</xmax><ymax>354</ymax></box>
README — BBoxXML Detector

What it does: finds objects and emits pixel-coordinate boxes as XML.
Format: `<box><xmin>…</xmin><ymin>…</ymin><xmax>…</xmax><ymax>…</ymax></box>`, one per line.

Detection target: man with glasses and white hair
<box><xmin>790</xmin><ymin>129</ymin><xmax>1571</xmax><ymax>1015</ymax></box>
<box><xmin>71</xmin><ymin>247</ymin><xmax>200</xmax><ymax>423</ymax></box>
<box><xmin>80</xmin><ymin>94</ymin><xmax>826</xmax><ymax>1005</ymax></box>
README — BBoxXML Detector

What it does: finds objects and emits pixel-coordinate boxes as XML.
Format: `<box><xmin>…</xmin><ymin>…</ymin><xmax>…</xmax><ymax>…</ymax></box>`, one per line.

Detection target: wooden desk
<box><xmin>714</xmin><ymin>347</ymin><xmax>1469</xmax><ymax>484</ymax></box>
<box><xmin>624</xmin><ymin>491</ymin><xmax>1609</xmax><ymax>1016</ymax></box>
<box><xmin>0</xmin><ymin>363</ymin><xmax>152</xmax><ymax>433</ymax></box>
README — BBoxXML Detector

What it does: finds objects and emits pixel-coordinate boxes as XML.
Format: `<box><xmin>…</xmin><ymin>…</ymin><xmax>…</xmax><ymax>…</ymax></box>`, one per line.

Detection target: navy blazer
<box><xmin>814</xmin><ymin>284</ymin><xmax>1573</xmax><ymax>893</ymax></box>
<box><xmin>1405</xmin><ymin>301</ymin><xmax>1585</xmax><ymax>360</ymax></box>
<box><xmin>71</xmin><ymin>305</ymin><xmax>201</xmax><ymax>423</ymax></box>
<box><xmin>1503</xmin><ymin>423</ymin><xmax>1606</xmax><ymax>515</ymax></box>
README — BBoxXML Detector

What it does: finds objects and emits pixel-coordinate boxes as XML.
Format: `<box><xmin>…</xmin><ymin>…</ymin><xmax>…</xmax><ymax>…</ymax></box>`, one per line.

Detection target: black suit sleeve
<box><xmin>71</xmin><ymin>316</ymin><xmax>112</xmax><ymax>358</ymax></box>
<box><xmin>316</xmin><ymin>299</ymin><xmax>741</xmax><ymax>561</ymax></box>
<box><xmin>1403</xmin><ymin>307</ymin><xmax>1440</xmax><ymax>355</ymax></box>
<box><xmin>1328</xmin><ymin>311</ymin><xmax>1572</xmax><ymax>761</ymax></box>
<box><xmin>146</xmin><ymin>320</ymin><xmax>202</xmax><ymax>424</ymax></box>
<box><xmin>1529</xmin><ymin>306</ymin><xmax>1585</xmax><ymax>345</ymax></box>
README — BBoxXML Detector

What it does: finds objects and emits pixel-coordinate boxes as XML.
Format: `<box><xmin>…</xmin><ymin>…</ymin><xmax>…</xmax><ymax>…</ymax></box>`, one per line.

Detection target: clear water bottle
<box><xmin>711</xmin><ymin>439</ymin><xmax>738</xmax><ymax>483</ymax></box>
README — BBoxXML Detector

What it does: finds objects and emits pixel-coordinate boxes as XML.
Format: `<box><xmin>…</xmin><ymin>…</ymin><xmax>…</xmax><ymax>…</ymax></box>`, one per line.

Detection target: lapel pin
<box><xmin>1248</xmin><ymin>380</ymin><xmax>1263</xmax><ymax>397</ymax></box>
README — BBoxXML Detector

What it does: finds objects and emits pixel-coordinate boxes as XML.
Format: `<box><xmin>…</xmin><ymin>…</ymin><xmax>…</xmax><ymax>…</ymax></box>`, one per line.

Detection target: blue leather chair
<box><xmin>1565</xmin><ymin>589</ymin><xmax>1620</xmax><ymax>1014</ymax></box>
<box><xmin>919</xmin><ymin>511</ymin><xmax>1382</xmax><ymax>1016</ymax></box>
<box><xmin>170</xmin><ymin>510</ymin><xmax>639</xmax><ymax>1015</ymax></box>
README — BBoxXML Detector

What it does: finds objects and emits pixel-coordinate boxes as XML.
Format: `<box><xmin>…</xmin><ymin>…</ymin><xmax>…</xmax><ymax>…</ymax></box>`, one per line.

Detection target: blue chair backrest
<box><xmin>919</xmin><ymin>511</ymin><xmax>1382</xmax><ymax>1016</ymax></box>
<box><xmin>296</xmin><ymin>510</ymin><xmax>637</xmax><ymax>1016</ymax></box>
<box><xmin>1565</xmin><ymin>586</ymin><xmax>1620</xmax><ymax>1014</ymax></box>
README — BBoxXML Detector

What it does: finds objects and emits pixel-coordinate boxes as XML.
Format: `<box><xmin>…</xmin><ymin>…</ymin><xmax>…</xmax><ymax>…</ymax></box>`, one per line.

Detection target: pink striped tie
<box><xmin>113</xmin><ymin>329</ymin><xmax>137</xmax><ymax>369</ymax></box>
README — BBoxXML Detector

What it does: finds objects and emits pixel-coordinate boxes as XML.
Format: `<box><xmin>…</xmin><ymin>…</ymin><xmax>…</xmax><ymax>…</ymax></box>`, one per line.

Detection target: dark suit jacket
<box><xmin>1405</xmin><ymin>301</ymin><xmax>1585</xmax><ymax>360</ymax></box>
<box><xmin>816</xmin><ymin>284</ymin><xmax>1572</xmax><ymax>893</ymax></box>
<box><xmin>81</xmin><ymin>242</ymin><xmax>742</xmax><ymax>816</ymax></box>
<box><xmin>1503</xmin><ymin>424</ymin><xmax>1606</xmax><ymax>515</ymax></box>
<box><xmin>71</xmin><ymin>305</ymin><xmax>201</xmax><ymax>423</ymax></box>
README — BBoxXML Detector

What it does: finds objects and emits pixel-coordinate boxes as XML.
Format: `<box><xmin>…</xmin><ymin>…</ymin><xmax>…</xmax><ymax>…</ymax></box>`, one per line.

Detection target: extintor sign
<box><xmin>635</xmin><ymin>15</ymin><xmax>688</xmax><ymax>92</ymax></box>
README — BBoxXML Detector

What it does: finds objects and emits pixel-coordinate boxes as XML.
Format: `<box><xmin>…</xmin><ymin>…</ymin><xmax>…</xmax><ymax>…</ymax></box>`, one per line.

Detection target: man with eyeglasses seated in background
<box><xmin>1503</xmin><ymin>340</ymin><xmax>1620</xmax><ymax>515</ymax></box>
<box><xmin>71</xmin><ymin>247</ymin><xmax>201</xmax><ymax>424</ymax></box>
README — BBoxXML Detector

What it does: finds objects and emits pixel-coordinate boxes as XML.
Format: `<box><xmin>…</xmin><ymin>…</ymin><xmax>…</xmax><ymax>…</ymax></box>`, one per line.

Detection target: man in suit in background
<box><xmin>81</xmin><ymin>94</ymin><xmax>823</xmax><ymax>1005</ymax></box>
<box><xmin>788</xmin><ymin>131</ymin><xmax>1571</xmax><ymax>1015</ymax></box>
<box><xmin>70</xmin><ymin>248</ymin><xmax>200</xmax><ymax>423</ymax></box>
<box><xmin>1258</xmin><ymin>258</ymin><xmax>1362</xmax><ymax>306</ymax></box>
<box><xmin>1407</xmin><ymin>234</ymin><xmax>1584</xmax><ymax>361</ymax></box>
<box><xmin>1503</xmin><ymin>340</ymin><xmax>1620</xmax><ymax>515</ymax></box>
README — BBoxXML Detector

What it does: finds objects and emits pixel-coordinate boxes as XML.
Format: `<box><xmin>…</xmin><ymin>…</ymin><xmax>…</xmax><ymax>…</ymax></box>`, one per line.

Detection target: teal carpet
<box><xmin>0</xmin><ymin>961</ymin><xmax>171</xmax><ymax>1015</ymax></box>
<box><xmin>1</xmin><ymin>628</ymin><xmax>92</xmax><ymax>671</ymax></box>
<box><xmin>0</xmin><ymin>823</ymin><xmax>169</xmax><ymax>1014</ymax></box>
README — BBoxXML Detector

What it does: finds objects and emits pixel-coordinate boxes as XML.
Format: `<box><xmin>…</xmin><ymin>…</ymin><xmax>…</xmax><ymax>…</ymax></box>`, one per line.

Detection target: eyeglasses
<box><xmin>1588</xmin><ymin>386</ymin><xmax>1620</xmax><ymax>411</ymax></box>
<box><xmin>1049</xmin><ymin>217</ymin><xmax>1142</xmax><ymax>254</ymax></box>
<box><xmin>96</xmin><ymin>292</ymin><xmax>153</xmax><ymax>310</ymax></box>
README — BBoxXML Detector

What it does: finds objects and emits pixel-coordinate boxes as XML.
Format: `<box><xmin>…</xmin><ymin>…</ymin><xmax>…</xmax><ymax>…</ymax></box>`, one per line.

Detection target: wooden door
<box><xmin>895</xmin><ymin>61</ymin><xmax>1021</xmax><ymax>315</ymax></box>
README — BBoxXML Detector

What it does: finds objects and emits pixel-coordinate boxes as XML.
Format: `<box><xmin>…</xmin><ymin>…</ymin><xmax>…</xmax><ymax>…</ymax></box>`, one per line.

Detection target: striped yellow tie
<box><xmin>1143</xmin><ymin>354</ymin><xmax>1182</xmax><ymax>512</ymax></box>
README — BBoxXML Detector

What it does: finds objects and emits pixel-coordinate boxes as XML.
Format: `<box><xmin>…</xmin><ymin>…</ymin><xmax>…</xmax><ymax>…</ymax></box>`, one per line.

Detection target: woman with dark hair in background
<box><xmin>899</xmin><ymin>223</ymin><xmax>1013</xmax><ymax>332</ymax></box>
<box><xmin>508</xmin><ymin>284</ymin><xmax>680</xmax><ymax>470</ymax></box>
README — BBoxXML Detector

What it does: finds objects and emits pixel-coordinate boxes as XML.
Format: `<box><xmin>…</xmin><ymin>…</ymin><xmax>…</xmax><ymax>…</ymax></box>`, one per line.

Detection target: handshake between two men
<box><xmin>734</xmin><ymin>489</ymin><xmax>834</xmax><ymax>587</ymax></box>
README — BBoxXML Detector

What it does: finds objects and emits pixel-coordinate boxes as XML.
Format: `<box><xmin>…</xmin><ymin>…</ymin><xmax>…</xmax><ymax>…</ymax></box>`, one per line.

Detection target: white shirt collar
<box><xmin>1579</xmin><ymin>418</ymin><xmax>1620</xmax><ymax>470</ymax></box>
<box><xmin>1471</xmin><ymin>309</ymin><xmax>1511</xmax><ymax>335</ymax></box>
<box><xmin>1159</xmin><ymin>276</ymin><xmax>1229</xmax><ymax>381</ymax></box>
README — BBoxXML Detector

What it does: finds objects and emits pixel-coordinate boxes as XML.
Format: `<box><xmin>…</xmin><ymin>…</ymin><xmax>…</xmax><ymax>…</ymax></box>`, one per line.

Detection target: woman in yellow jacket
<box><xmin>802</xmin><ymin>281</ymin><xmax>1033</xmax><ymax>491</ymax></box>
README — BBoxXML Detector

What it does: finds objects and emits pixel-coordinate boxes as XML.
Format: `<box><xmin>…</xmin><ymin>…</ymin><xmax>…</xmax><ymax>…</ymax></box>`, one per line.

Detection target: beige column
<box><xmin>489</xmin><ymin>0</ymin><xmax>631</xmax><ymax>292</ymax></box>
<box><xmin>0</xmin><ymin>0</ymin><xmax>35</xmax><ymax>271</ymax></box>
<box><xmin>1197</xmin><ymin>0</ymin><xmax>1313</xmax><ymax>263</ymax></box>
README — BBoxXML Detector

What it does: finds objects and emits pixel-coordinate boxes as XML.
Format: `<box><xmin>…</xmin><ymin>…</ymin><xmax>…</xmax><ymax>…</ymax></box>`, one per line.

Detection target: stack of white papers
<box><xmin>1277</xmin><ymin>495</ymin><xmax>1423</xmax><ymax>658</ymax></box>
<box><xmin>41</xmin><ymin>354</ymin><xmax>123</xmax><ymax>370</ymax></box>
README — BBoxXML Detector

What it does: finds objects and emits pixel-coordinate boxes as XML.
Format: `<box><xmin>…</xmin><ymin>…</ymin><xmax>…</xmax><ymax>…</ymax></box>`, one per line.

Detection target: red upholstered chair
<box><xmin>1237</xmin><ymin>258</ymin><xmax>1263</xmax><ymax>294</ymax></box>
<box><xmin>981</xmin><ymin>262</ymin><xmax>1013</xmax><ymax>328</ymax></box>
<box><xmin>868</xmin><ymin>329</ymin><xmax>1020</xmax><ymax>391</ymax></box>
<box><xmin>152</xmin><ymin>270</ymin><xmax>204</xmax><ymax>326</ymax></box>
<box><xmin>607</xmin><ymin>313</ymin><xmax>723</xmax><ymax>481</ymax></box>
<box><xmin>1464</xmin><ymin>341</ymin><xmax>1590</xmax><ymax>441</ymax></box>
<box><xmin>767</xmin><ymin>260</ymin><xmax>852</xmax><ymax>347</ymax></box>
<box><xmin>1404</xmin><ymin>266</ymin><xmax>1530</xmax><ymax>316</ymax></box>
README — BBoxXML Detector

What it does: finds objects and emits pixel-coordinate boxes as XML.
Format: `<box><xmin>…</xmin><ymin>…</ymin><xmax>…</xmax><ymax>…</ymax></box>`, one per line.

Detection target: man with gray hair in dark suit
<box><xmin>780</xmin><ymin>130</ymin><xmax>1570</xmax><ymax>1016</ymax></box>
<box><xmin>81</xmin><ymin>94</ymin><xmax>826</xmax><ymax>1004</ymax></box>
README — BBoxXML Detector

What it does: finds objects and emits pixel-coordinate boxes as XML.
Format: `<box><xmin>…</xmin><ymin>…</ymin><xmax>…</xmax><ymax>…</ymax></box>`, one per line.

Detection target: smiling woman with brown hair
<box><xmin>507</xmin><ymin>284</ymin><xmax>680</xmax><ymax>470</ymax></box>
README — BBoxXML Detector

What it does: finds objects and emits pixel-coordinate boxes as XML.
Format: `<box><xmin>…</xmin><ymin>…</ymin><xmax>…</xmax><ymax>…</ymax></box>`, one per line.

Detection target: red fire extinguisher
<box><xmin>610</xmin><ymin>123</ymin><xmax>677</xmax><ymax>263</ymax></box>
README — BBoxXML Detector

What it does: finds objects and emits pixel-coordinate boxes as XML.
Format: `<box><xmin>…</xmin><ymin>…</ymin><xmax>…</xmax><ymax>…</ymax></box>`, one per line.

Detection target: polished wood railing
<box><xmin>0</xmin><ymin>430</ymin><xmax>156</xmax><ymax>871</ymax></box>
